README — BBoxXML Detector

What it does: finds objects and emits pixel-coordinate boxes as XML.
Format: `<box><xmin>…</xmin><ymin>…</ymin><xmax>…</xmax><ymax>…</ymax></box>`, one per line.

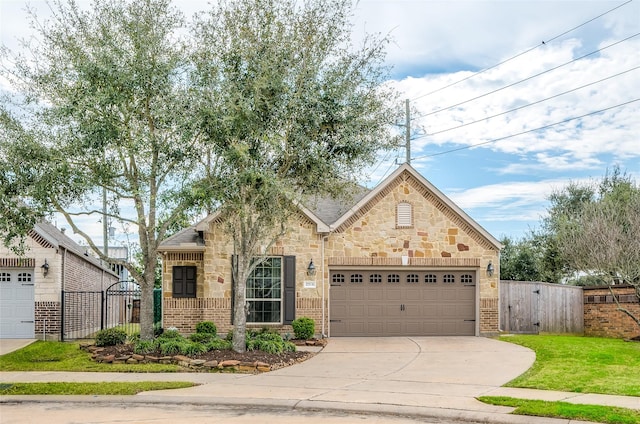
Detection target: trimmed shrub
<box><xmin>195</xmin><ymin>321</ymin><xmax>217</xmax><ymax>336</ymax></box>
<box><xmin>190</xmin><ymin>332</ymin><xmax>214</xmax><ymax>344</ymax></box>
<box><xmin>292</xmin><ymin>317</ymin><xmax>315</xmax><ymax>340</ymax></box>
<box><xmin>245</xmin><ymin>329</ymin><xmax>296</xmax><ymax>354</ymax></box>
<box><xmin>95</xmin><ymin>328</ymin><xmax>127</xmax><ymax>347</ymax></box>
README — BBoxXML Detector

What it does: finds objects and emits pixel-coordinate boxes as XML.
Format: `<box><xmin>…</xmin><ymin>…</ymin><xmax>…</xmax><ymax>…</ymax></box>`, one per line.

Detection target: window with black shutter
<box><xmin>172</xmin><ymin>266</ymin><xmax>196</xmax><ymax>298</ymax></box>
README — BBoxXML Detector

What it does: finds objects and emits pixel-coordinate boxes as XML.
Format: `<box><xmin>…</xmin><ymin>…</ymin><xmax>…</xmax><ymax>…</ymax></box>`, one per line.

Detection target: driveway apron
<box><xmin>139</xmin><ymin>336</ymin><xmax>535</xmax><ymax>413</ymax></box>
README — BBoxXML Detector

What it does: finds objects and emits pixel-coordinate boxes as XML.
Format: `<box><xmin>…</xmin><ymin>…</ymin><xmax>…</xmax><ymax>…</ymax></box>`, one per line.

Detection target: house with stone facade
<box><xmin>158</xmin><ymin>164</ymin><xmax>502</xmax><ymax>338</ymax></box>
<box><xmin>0</xmin><ymin>221</ymin><xmax>118</xmax><ymax>340</ymax></box>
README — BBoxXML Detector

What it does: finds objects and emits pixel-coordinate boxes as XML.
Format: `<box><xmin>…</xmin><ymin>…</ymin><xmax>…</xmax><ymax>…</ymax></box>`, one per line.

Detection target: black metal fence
<box><xmin>61</xmin><ymin>283</ymin><xmax>161</xmax><ymax>341</ymax></box>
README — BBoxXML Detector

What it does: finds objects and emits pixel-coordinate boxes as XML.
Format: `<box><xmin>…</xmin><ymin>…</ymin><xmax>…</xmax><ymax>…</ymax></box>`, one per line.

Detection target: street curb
<box><xmin>0</xmin><ymin>395</ymin><xmax>595</xmax><ymax>424</ymax></box>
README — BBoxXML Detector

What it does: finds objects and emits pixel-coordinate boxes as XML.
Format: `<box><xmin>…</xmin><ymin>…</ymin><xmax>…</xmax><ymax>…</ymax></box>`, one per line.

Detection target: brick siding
<box><xmin>35</xmin><ymin>301</ymin><xmax>61</xmax><ymax>341</ymax></box>
<box><xmin>583</xmin><ymin>286</ymin><xmax>640</xmax><ymax>339</ymax></box>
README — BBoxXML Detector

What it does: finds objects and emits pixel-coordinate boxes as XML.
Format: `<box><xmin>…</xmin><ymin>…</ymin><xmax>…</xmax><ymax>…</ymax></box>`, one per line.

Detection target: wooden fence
<box><xmin>500</xmin><ymin>280</ymin><xmax>584</xmax><ymax>334</ymax></box>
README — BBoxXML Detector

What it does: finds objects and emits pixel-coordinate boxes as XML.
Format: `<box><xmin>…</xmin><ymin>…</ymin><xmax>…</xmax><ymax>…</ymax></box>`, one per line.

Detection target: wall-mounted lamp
<box><xmin>486</xmin><ymin>261</ymin><xmax>494</xmax><ymax>277</ymax></box>
<box><xmin>41</xmin><ymin>259</ymin><xmax>50</xmax><ymax>276</ymax></box>
<box><xmin>307</xmin><ymin>259</ymin><xmax>316</xmax><ymax>277</ymax></box>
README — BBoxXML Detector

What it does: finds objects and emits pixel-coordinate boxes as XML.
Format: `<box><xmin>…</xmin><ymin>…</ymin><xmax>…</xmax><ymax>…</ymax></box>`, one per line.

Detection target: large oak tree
<box><xmin>1</xmin><ymin>0</ymin><xmax>400</xmax><ymax>348</ymax></box>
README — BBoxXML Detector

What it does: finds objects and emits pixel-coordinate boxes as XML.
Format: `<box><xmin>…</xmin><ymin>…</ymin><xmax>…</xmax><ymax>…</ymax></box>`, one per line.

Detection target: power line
<box><xmin>409</xmin><ymin>0</ymin><xmax>635</xmax><ymax>102</ymax></box>
<box><xmin>411</xmin><ymin>98</ymin><xmax>640</xmax><ymax>160</ymax></box>
<box><xmin>412</xmin><ymin>66</ymin><xmax>640</xmax><ymax>140</ymax></box>
<box><xmin>414</xmin><ymin>32</ymin><xmax>639</xmax><ymax>120</ymax></box>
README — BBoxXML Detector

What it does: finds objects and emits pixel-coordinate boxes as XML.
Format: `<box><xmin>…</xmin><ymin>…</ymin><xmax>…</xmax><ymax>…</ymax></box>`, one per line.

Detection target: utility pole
<box><xmin>405</xmin><ymin>99</ymin><xmax>411</xmax><ymax>164</ymax></box>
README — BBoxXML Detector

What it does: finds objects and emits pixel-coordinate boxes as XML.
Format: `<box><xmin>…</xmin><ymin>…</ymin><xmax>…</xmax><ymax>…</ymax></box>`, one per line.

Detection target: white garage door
<box><xmin>330</xmin><ymin>269</ymin><xmax>476</xmax><ymax>336</ymax></box>
<box><xmin>0</xmin><ymin>269</ymin><xmax>35</xmax><ymax>338</ymax></box>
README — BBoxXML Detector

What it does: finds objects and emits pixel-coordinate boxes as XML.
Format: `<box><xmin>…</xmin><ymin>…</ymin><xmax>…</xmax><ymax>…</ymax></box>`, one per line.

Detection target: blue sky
<box><xmin>2</xmin><ymin>0</ymin><xmax>639</xmax><ymax>245</ymax></box>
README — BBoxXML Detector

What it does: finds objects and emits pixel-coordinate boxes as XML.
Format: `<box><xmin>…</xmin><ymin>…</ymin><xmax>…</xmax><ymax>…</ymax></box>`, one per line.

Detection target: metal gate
<box><xmin>62</xmin><ymin>282</ymin><xmax>161</xmax><ymax>341</ymax></box>
<box><xmin>61</xmin><ymin>290</ymin><xmax>104</xmax><ymax>340</ymax></box>
<box><xmin>105</xmin><ymin>281</ymin><xmax>141</xmax><ymax>336</ymax></box>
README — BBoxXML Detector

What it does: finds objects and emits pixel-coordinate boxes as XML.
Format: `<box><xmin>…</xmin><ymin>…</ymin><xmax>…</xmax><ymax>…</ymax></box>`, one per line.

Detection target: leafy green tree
<box><xmin>499</xmin><ymin>236</ymin><xmax>543</xmax><ymax>282</ymax></box>
<box><xmin>0</xmin><ymin>0</ymin><xmax>209</xmax><ymax>340</ymax></box>
<box><xmin>549</xmin><ymin>168</ymin><xmax>640</xmax><ymax>330</ymax></box>
<box><xmin>192</xmin><ymin>0</ymin><xmax>400</xmax><ymax>352</ymax></box>
<box><xmin>1</xmin><ymin>0</ymin><xmax>399</xmax><ymax>350</ymax></box>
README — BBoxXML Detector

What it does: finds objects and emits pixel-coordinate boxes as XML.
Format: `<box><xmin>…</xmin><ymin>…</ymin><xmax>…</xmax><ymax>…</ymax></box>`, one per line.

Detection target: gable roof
<box><xmin>159</xmin><ymin>163</ymin><xmax>502</xmax><ymax>251</ymax></box>
<box><xmin>32</xmin><ymin>220</ymin><xmax>118</xmax><ymax>274</ymax></box>
<box><xmin>331</xmin><ymin>163</ymin><xmax>503</xmax><ymax>250</ymax></box>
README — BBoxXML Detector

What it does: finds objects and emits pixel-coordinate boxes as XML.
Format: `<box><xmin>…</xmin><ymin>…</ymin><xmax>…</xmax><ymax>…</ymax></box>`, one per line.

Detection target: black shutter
<box><xmin>172</xmin><ymin>266</ymin><xmax>184</xmax><ymax>297</ymax></box>
<box><xmin>173</xmin><ymin>266</ymin><xmax>196</xmax><ymax>298</ymax></box>
<box><xmin>283</xmin><ymin>255</ymin><xmax>296</xmax><ymax>325</ymax></box>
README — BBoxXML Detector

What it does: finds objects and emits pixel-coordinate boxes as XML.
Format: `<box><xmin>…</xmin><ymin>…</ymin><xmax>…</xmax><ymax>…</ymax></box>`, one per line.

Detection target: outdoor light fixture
<box><xmin>307</xmin><ymin>259</ymin><xmax>316</xmax><ymax>277</ymax></box>
<box><xmin>41</xmin><ymin>259</ymin><xmax>50</xmax><ymax>276</ymax></box>
<box><xmin>486</xmin><ymin>261</ymin><xmax>494</xmax><ymax>277</ymax></box>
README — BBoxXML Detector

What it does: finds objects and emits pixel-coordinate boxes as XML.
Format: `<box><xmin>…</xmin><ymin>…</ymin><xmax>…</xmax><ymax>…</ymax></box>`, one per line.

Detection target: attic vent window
<box><xmin>396</xmin><ymin>202</ymin><xmax>413</xmax><ymax>228</ymax></box>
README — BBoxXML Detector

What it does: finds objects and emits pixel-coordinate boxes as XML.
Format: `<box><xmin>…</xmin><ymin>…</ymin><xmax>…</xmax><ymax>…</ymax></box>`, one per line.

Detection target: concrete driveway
<box><xmin>138</xmin><ymin>336</ymin><xmax>536</xmax><ymax>415</ymax></box>
<box><xmin>0</xmin><ymin>339</ymin><xmax>36</xmax><ymax>356</ymax></box>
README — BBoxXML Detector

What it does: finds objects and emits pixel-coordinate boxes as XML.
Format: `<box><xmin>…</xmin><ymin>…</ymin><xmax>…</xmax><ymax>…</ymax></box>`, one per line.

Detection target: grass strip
<box><xmin>0</xmin><ymin>341</ymin><xmax>181</xmax><ymax>372</ymax></box>
<box><xmin>499</xmin><ymin>335</ymin><xmax>640</xmax><ymax>396</ymax></box>
<box><xmin>479</xmin><ymin>396</ymin><xmax>640</xmax><ymax>424</ymax></box>
<box><xmin>0</xmin><ymin>381</ymin><xmax>196</xmax><ymax>395</ymax></box>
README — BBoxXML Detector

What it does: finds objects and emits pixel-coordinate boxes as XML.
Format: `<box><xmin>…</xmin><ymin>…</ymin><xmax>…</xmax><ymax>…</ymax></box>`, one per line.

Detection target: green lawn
<box><xmin>479</xmin><ymin>397</ymin><xmax>640</xmax><ymax>424</ymax></box>
<box><xmin>481</xmin><ymin>335</ymin><xmax>640</xmax><ymax>424</ymax></box>
<box><xmin>499</xmin><ymin>335</ymin><xmax>640</xmax><ymax>396</ymax></box>
<box><xmin>0</xmin><ymin>381</ymin><xmax>196</xmax><ymax>395</ymax></box>
<box><xmin>0</xmin><ymin>341</ymin><xmax>181</xmax><ymax>372</ymax></box>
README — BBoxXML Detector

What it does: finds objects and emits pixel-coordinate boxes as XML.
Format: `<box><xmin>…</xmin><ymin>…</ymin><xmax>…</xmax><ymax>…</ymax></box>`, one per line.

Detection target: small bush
<box><xmin>133</xmin><ymin>340</ymin><xmax>155</xmax><ymax>355</ymax></box>
<box><xmin>195</xmin><ymin>321</ymin><xmax>217</xmax><ymax>336</ymax></box>
<box><xmin>292</xmin><ymin>317</ymin><xmax>315</xmax><ymax>340</ymax></box>
<box><xmin>128</xmin><ymin>332</ymin><xmax>140</xmax><ymax>343</ymax></box>
<box><xmin>190</xmin><ymin>333</ymin><xmax>214</xmax><ymax>344</ymax></box>
<box><xmin>283</xmin><ymin>341</ymin><xmax>296</xmax><ymax>352</ymax></box>
<box><xmin>95</xmin><ymin>328</ymin><xmax>127</xmax><ymax>347</ymax></box>
<box><xmin>159</xmin><ymin>329</ymin><xmax>182</xmax><ymax>340</ymax></box>
<box><xmin>206</xmin><ymin>338</ymin><xmax>232</xmax><ymax>351</ymax></box>
<box><xmin>181</xmin><ymin>341</ymin><xmax>207</xmax><ymax>356</ymax></box>
<box><xmin>244</xmin><ymin>329</ymin><xmax>296</xmax><ymax>354</ymax></box>
<box><xmin>225</xmin><ymin>330</ymin><xmax>233</xmax><ymax>342</ymax></box>
<box><xmin>158</xmin><ymin>339</ymin><xmax>184</xmax><ymax>356</ymax></box>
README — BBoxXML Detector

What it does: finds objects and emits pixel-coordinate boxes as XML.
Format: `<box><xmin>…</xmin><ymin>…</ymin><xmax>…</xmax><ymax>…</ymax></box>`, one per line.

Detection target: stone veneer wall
<box><xmin>583</xmin><ymin>286</ymin><xmax>640</xmax><ymax>339</ymax></box>
<box><xmin>161</xmin><ymin>170</ymin><xmax>500</xmax><ymax>336</ymax></box>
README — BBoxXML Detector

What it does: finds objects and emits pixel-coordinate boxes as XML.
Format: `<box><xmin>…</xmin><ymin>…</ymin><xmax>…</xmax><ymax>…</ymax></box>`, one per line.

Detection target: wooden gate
<box><xmin>500</xmin><ymin>281</ymin><xmax>583</xmax><ymax>334</ymax></box>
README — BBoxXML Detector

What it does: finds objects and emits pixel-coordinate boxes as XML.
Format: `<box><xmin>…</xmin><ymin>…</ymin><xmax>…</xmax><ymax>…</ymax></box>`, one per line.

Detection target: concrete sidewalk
<box><xmin>1</xmin><ymin>337</ymin><xmax>638</xmax><ymax>423</ymax></box>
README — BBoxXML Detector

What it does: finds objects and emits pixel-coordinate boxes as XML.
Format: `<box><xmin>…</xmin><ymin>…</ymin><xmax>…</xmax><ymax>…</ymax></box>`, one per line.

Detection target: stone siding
<box><xmin>161</xmin><ymin>169</ymin><xmax>500</xmax><ymax>336</ymax></box>
<box><xmin>584</xmin><ymin>286</ymin><xmax>640</xmax><ymax>339</ymax></box>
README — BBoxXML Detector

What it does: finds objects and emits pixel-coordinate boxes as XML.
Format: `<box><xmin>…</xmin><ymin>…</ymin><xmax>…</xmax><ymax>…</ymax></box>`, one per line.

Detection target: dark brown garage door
<box><xmin>330</xmin><ymin>270</ymin><xmax>476</xmax><ymax>336</ymax></box>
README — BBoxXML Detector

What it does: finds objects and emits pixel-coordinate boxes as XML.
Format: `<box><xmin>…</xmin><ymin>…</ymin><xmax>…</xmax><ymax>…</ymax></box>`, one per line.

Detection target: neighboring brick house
<box><xmin>158</xmin><ymin>164</ymin><xmax>502</xmax><ymax>338</ymax></box>
<box><xmin>0</xmin><ymin>221</ymin><xmax>118</xmax><ymax>340</ymax></box>
<box><xmin>583</xmin><ymin>286</ymin><xmax>640</xmax><ymax>339</ymax></box>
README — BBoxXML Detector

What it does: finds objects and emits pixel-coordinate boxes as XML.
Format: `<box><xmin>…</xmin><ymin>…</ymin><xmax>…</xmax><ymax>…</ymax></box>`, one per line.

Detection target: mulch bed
<box><xmin>91</xmin><ymin>339</ymin><xmax>325</xmax><ymax>371</ymax></box>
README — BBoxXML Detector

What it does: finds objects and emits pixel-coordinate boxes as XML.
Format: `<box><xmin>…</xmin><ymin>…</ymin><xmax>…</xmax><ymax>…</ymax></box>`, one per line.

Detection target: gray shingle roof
<box><xmin>34</xmin><ymin>220</ymin><xmax>115</xmax><ymax>272</ymax></box>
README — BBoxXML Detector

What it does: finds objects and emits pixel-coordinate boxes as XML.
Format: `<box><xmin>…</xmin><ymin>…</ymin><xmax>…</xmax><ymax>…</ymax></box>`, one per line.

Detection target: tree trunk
<box><xmin>140</xmin><ymin>255</ymin><xmax>157</xmax><ymax>340</ymax></box>
<box><xmin>232</xmin><ymin>253</ymin><xmax>248</xmax><ymax>352</ymax></box>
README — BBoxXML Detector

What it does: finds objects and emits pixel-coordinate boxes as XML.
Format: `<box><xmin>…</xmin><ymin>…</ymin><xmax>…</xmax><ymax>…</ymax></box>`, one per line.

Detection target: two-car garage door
<box><xmin>0</xmin><ymin>269</ymin><xmax>35</xmax><ymax>339</ymax></box>
<box><xmin>330</xmin><ymin>269</ymin><xmax>476</xmax><ymax>336</ymax></box>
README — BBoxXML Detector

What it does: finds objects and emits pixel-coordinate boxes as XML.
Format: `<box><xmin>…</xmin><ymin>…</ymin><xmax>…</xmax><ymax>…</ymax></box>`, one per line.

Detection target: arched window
<box><xmin>369</xmin><ymin>274</ymin><xmax>382</xmax><ymax>283</ymax></box>
<box><xmin>424</xmin><ymin>274</ymin><xmax>437</xmax><ymax>283</ymax></box>
<box><xmin>350</xmin><ymin>274</ymin><xmax>363</xmax><ymax>283</ymax></box>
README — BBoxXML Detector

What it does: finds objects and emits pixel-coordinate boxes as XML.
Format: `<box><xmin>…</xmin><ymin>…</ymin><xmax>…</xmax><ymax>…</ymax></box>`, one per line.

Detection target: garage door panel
<box><xmin>330</xmin><ymin>270</ymin><xmax>476</xmax><ymax>337</ymax></box>
<box><xmin>0</xmin><ymin>269</ymin><xmax>35</xmax><ymax>339</ymax></box>
<box><xmin>368</xmin><ymin>304</ymin><xmax>383</xmax><ymax>317</ymax></box>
